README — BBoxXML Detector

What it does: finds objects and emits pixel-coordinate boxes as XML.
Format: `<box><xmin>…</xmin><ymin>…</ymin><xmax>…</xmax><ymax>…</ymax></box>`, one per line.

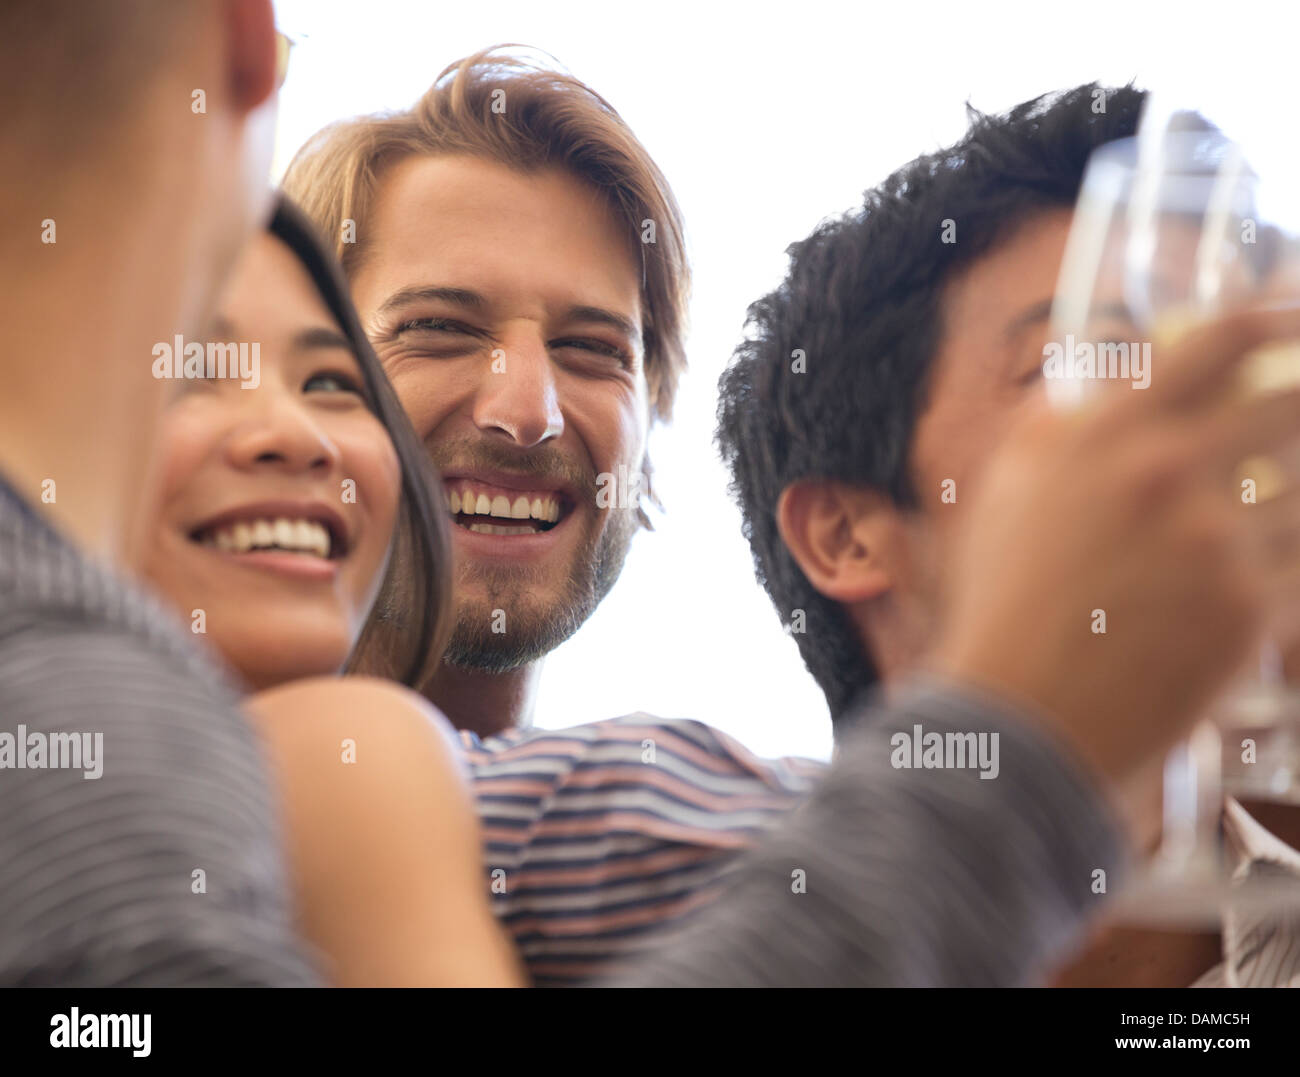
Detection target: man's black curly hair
<box><xmin>716</xmin><ymin>83</ymin><xmax>1146</xmax><ymax>730</ymax></box>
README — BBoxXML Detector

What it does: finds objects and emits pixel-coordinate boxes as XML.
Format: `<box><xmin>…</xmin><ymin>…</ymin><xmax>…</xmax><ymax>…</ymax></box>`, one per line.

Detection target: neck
<box><xmin>1</xmin><ymin>265</ymin><xmax>171</xmax><ymax>562</ymax></box>
<box><xmin>860</xmin><ymin>592</ymin><xmax>934</xmax><ymax>687</ymax></box>
<box><xmin>424</xmin><ymin>659</ymin><xmax>542</xmax><ymax>737</ymax></box>
<box><xmin>1</xmin><ymin>154</ymin><xmax>204</xmax><ymax>563</ymax></box>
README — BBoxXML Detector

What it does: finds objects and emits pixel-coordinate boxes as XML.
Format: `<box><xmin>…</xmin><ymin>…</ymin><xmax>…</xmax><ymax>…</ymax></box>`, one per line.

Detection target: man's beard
<box><xmin>441</xmin><ymin>500</ymin><xmax>639</xmax><ymax>673</ymax></box>
<box><xmin>428</xmin><ymin>433</ymin><xmax>644</xmax><ymax>674</ymax></box>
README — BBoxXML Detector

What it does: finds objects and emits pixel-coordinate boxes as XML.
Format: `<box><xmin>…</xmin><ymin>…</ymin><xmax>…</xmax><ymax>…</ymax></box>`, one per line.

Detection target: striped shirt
<box><xmin>0</xmin><ymin>477</ymin><xmax>320</xmax><ymax>986</ymax></box>
<box><xmin>461</xmin><ymin>717</ymin><xmax>824</xmax><ymax>986</ymax></box>
<box><xmin>610</xmin><ymin>682</ymin><xmax>1132</xmax><ymax>987</ymax></box>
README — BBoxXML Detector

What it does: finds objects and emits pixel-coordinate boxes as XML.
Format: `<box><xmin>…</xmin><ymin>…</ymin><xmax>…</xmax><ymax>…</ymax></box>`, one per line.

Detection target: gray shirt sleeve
<box><xmin>610</xmin><ymin>678</ymin><xmax>1131</xmax><ymax>987</ymax></box>
<box><xmin>0</xmin><ymin>625</ymin><xmax>322</xmax><ymax>987</ymax></box>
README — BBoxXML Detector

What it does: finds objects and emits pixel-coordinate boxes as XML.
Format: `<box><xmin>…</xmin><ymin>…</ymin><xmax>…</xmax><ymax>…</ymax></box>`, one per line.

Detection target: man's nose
<box><xmin>470</xmin><ymin>333</ymin><xmax>564</xmax><ymax>448</ymax></box>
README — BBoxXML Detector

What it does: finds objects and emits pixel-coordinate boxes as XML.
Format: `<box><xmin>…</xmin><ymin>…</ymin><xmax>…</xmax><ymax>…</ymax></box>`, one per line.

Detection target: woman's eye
<box><xmin>303</xmin><ymin>371</ymin><xmax>363</xmax><ymax>395</ymax></box>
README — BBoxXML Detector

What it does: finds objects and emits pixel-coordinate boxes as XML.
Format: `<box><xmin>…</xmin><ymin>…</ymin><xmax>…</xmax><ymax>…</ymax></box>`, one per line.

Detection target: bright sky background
<box><xmin>270</xmin><ymin>0</ymin><xmax>1294</xmax><ymax>761</ymax></box>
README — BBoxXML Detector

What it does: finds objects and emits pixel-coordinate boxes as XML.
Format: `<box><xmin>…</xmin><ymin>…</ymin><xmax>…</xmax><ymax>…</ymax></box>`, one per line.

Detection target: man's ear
<box><xmin>776</xmin><ymin>480</ymin><xmax>899</xmax><ymax>604</ymax></box>
<box><xmin>224</xmin><ymin>0</ymin><xmax>278</xmax><ymax>111</ymax></box>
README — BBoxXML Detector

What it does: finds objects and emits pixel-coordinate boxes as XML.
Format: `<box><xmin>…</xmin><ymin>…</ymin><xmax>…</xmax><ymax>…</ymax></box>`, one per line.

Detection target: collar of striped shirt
<box><xmin>1191</xmin><ymin>798</ymin><xmax>1300</xmax><ymax>987</ymax></box>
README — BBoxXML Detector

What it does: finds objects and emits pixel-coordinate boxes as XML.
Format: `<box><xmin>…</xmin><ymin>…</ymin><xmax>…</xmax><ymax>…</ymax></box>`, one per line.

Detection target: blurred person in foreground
<box><xmin>715</xmin><ymin>83</ymin><xmax>1300</xmax><ymax>987</ymax></box>
<box><xmin>0</xmin><ymin>0</ymin><xmax>320</xmax><ymax>984</ymax></box>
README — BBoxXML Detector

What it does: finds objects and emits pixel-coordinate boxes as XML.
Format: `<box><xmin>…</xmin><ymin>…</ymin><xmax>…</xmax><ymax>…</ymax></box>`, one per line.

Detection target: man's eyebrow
<box><xmin>1090</xmin><ymin>300</ymin><xmax>1137</xmax><ymax>325</ymax></box>
<box><xmin>1007</xmin><ymin>297</ymin><xmax>1140</xmax><ymax>340</ymax></box>
<box><xmin>564</xmin><ymin>305</ymin><xmax>639</xmax><ymax>340</ymax></box>
<box><xmin>374</xmin><ymin>285</ymin><xmax>489</xmax><ymax>320</ymax></box>
<box><xmin>291</xmin><ymin>326</ymin><xmax>353</xmax><ymax>352</ymax></box>
<box><xmin>1004</xmin><ymin>298</ymin><xmax>1055</xmax><ymax>339</ymax></box>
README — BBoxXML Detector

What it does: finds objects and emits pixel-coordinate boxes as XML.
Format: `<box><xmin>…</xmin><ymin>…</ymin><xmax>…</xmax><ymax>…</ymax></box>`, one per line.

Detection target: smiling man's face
<box><xmin>350</xmin><ymin>154</ymin><xmax>649</xmax><ymax>671</ymax></box>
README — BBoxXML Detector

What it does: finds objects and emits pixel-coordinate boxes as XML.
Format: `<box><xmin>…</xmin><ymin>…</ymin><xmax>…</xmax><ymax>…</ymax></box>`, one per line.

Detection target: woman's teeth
<box><xmin>200</xmin><ymin>518</ymin><xmax>332</xmax><ymax>558</ymax></box>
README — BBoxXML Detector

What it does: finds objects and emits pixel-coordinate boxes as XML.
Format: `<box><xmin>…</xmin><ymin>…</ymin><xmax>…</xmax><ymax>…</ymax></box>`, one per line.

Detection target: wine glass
<box><xmin>1047</xmin><ymin>112</ymin><xmax>1300</xmax><ymax>923</ymax></box>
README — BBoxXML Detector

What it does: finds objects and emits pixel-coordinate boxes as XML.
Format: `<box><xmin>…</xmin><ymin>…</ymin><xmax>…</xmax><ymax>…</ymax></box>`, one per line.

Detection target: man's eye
<box><xmin>395</xmin><ymin>317</ymin><xmax>474</xmax><ymax>335</ymax></box>
<box><xmin>303</xmin><ymin>371</ymin><xmax>363</xmax><ymax>395</ymax></box>
<box><xmin>553</xmin><ymin>338</ymin><xmax>630</xmax><ymax>364</ymax></box>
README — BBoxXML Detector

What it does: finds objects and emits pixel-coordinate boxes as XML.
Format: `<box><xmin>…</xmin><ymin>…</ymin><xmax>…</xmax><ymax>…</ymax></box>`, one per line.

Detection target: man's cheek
<box><xmin>391</xmin><ymin>384</ymin><xmax>440</xmax><ymax>439</ymax></box>
<box><xmin>586</xmin><ymin>428</ymin><xmax>646</xmax><ymax>512</ymax></box>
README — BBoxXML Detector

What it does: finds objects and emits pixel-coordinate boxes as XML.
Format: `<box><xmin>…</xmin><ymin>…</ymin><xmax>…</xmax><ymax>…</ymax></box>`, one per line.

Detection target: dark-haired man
<box><xmin>716</xmin><ymin>83</ymin><xmax>1300</xmax><ymax>986</ymax></box>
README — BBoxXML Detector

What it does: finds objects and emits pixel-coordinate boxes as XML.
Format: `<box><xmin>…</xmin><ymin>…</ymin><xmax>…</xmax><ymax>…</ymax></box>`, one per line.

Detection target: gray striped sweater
<box><xmin>0</xmin><ymin>481</ymin><xmax>320</xmax><ymax>986</ymax></box>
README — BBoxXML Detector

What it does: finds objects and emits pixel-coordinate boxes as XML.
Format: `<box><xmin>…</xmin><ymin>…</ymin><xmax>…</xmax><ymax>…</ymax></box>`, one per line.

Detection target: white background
<box><xmin>271</xmin><ymin>0</ymin><xmax>1294</xmax><ymax>761</ymax></box>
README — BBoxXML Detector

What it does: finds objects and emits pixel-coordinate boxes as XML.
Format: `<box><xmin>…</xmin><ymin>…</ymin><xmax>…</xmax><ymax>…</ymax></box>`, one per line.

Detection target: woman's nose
<box><xmin>223</xmin><ymin>394</ymin><xmax>342</xmax><ymax>475</ymax></box>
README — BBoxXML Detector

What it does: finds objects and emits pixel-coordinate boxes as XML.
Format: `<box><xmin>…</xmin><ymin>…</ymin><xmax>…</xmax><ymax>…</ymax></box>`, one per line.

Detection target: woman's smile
<box><xmin>187</xmin><ymin>499</ymin><xmax>352</xmax><ymax>581</ymax></box>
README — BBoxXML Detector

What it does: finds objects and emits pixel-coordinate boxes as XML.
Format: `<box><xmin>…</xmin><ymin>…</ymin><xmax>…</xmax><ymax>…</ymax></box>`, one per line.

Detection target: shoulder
<box><xmin>2</xmin><ymin>611</ymin><xmax>242</xmax><ymax>723</ymax></box>
<box><xmin>249</xmin><ymin>676</ymin><xmax>467</xmax><ymax>786</ymax></box>
<box><xmin>252</xmin><ymin>673</ymin><xmax>447</xmax><ymax>725</ymax></box>
<box><xmin>0</xmin><ymin>607</ymin><xmax>316</xmax><ymax>984</ymax></box>
<box><xmin>0</xmin><ymin>616</ymin><xmax>275</xmax><ymax>816</ymax></box>
<box><xmin>0</xmin><ymin>617</ymin><xmax>277</xmax><ymax>839</ymax></box>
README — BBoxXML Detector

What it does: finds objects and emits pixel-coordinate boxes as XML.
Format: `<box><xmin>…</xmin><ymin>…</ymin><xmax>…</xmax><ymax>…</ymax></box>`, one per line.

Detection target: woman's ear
<box><xmin>776</xmin><ymin>480</ymin><xmax>901</xmax><ymax>605</ymax></box>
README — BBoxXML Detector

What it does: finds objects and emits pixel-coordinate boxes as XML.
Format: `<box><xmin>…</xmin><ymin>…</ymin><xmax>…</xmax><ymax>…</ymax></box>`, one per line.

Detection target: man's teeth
<box><xmin>447</xmin><ymin>488</ymin><xmax>560</xmax><ymax>524</ymax></box>
<box><xmin>204</xmin><ymin>518</ymin><xmax>332</xmax><ymax>558</ymax></box>
<box><xmin>465</xmin><ymin>522</ymin><xmax>544</xmax><ymax>536</ymax></box>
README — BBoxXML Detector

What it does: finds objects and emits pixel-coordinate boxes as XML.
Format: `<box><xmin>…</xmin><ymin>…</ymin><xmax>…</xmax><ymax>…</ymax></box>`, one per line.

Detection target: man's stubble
<box><xmin>442</xmin><ymin>496</ymin><xmax>640</xmax><ymax>674</ymax></box>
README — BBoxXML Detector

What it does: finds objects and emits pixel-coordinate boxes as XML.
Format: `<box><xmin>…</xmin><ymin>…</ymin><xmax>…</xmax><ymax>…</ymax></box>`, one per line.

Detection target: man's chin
<box><xmin>443</xmin><ymin>552</ymin><xmax>611</xmax><ymax>672</ymax></box>
<box><xmin>441</xmin><ymin>606</ymin><xmax>584</xmax><ymax>674</ymax></box>
<box><xmin>442</xmin><ymin>507</ymin><xmax>638</xmax><ymax>672</ymax></box>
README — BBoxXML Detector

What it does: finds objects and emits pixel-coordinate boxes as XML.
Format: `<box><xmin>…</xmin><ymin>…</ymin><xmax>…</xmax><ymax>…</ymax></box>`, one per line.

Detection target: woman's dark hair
<box><xmin>269</xmin><ymin>194</ymin><xmax>452</xmax><ymax>691</ymax></box>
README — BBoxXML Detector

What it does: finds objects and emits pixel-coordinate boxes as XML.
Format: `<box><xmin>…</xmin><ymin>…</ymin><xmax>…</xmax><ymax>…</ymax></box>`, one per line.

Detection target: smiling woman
<box><xmin>133</xmin><ymin>196</ymin><xmax>524</xmax><ymax>987</ymax></box>
<box><xmin>139</xmin><ymin>198</ymin><xmax>450</xmax><ymax>693</ymax></box>
<box><xmin>144</xmin><ymin>228</ymin><xmax>399</xmax><ymax>689</ymax></box>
